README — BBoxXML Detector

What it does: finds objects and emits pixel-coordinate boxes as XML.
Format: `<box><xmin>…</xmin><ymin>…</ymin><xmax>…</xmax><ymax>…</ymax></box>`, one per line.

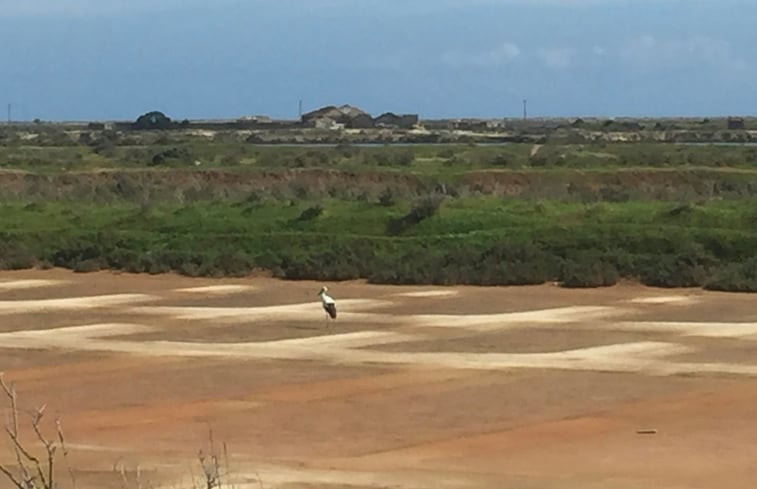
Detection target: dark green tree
<box><xmin>133</xmin><ymin>111</ymin><xmax>173</xmax><ymax>130</ymax></box>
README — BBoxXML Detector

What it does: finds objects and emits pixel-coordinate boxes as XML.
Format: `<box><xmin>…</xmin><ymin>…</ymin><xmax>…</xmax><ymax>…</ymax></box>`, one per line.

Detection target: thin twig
<box><xmin>207</xmin><ymin>426</ymin><xmax>220</xmax><ymax>489</ymax></box>
<box><xmin>0</xmin><ymin>463</ymin><xmax>26</xmax><ymax>489</ymax></box>
<box><xmin>222</xmin><ymin>442</ymin><xmax>234</xmax><ymax>489</ymax></box>
<box><xmin>57</xmin><ymin>418</ymin><xmax>78</xmax><ymax>489</ymax></box>
<box><xmin>31</xmin><ymin>406</ymin><xmax>55</xmax><ymax>489</ymax></box>
<box><xmin>0</xmin><ymin>374</ymin><xmax>33</xmax><ymax>487</ymax></box>
<box><xmin>119</xmin><ymin>463</ymin><xmax>130</xmax><ymax>489</ymax></box>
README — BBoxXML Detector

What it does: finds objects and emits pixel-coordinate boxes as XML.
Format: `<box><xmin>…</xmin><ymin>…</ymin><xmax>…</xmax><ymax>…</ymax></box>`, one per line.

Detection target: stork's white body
<box><xmin>320</xmin><ymin>291</ymin><xmax>335</xmax><ymax>306</ymax></box>
<box><xmin>318</xmin><ymin>286</ymin><xmax>337</xmax><ymax>322</ymax></box>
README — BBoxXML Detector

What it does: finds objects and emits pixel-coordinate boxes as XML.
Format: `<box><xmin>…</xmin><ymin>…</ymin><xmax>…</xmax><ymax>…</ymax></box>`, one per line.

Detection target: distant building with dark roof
<box><xmin>728</xmin><ymin>116</ymin><xmax>745</xmax><ymax>130</ymax></box>
<box><xmin>302</xmin><ymin>105</ymin><xmax>372</xmax><ymax>128</ymax></box>
<box><xmin>374</xmin><ymin>112</ymin><xmax>419</xmax><ymax>129</ymax></box>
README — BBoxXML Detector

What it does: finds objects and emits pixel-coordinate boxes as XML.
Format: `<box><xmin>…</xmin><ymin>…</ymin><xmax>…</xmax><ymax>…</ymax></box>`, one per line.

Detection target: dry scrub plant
<box><xmin>0</xmin><ymin>375</ymin><xmax>260</xmax><ymax>489</ymax></box>
<box><xmin>0</xmin><ymin>373</ymin><xmax>76</xmax><ymax>489</ymax></box>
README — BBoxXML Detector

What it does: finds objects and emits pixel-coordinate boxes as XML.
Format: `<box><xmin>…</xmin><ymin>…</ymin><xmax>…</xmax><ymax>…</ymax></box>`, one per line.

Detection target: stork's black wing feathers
<box><xmin>323</xmin><ymin>302</ymin><xmax>337</xmax><ymax>319</ymax></box>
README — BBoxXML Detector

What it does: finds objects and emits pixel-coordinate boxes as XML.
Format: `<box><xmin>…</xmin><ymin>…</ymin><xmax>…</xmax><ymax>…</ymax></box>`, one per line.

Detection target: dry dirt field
<box><xmin>1</xmin><ymin>269</ymin><xmax>756</xmax><ymax>489</ymax></box>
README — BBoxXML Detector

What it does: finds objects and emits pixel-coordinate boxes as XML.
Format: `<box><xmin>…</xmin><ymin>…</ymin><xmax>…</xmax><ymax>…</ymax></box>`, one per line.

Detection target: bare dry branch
<box><xmin>0</xmin><ymin>374</ymin><xmax>64</xmax><ymax>489</ymax></box>
<box><xmin>0</xmin><ymin>373</ymin><xmax>33</xmax><ymax>487</ymax></box>
<box><xmin>222</xmin><ymin>442</ymin><xmax>234</xmax><ymax>489</ymax></box>
<box><xmin>30</xmin><ymin>405</ymin><xmax>56</xmax><ymax>489</ymax></box>
<box><xmin>57</xmin><ymin>418</ymin><xmax>77</xmax><ymax>489</ymax></box>
<box><xmin>119</xmin><ymin>463</ymin><xmax>129</xmax><ymax>489</ymax></box>
<box><xmin>0</xmin><ymin>463</ymin><xmax>26</xmax><ymax>489</ymax></box>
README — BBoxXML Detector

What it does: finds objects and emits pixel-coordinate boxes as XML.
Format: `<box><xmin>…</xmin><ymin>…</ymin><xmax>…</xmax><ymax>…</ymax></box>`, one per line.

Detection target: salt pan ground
<box><xmin>0</xmin><ymin>269</ymin><xmax>756</xmax><ymax>489</ymax></box>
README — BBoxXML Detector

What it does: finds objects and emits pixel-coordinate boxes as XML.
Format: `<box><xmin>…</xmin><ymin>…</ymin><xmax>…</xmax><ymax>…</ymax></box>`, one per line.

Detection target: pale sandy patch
<box><xmin>64</xmin><ymin>443</ymin><xmax>124</xmax><ymax>453</ymax></box>
<box><xmin>3</xmin><ymin>318</ymin><xmax>756</xmax><ymax>377</ymax></box>
<box><xmin>268</xmin><ymin>331</ymin><xmax>417</xmax><ymax>349</ymax></box>
<box><xmin>396</xmin><ymin>290</ymin><xmax>459</xmax><ymax>298</ymax></box>
<box><xmin>129</xmin><ymin>299</ymin><xmax>391</xmax><ymax>321</ymax></box>
<box><xmin>335</xmin><ymin>341</ymin><xmax>691</xmax><ymax>372</ymax></box>
<box><xmin>174</xmin><ymin>285</ymin><xmax>255</xmax><ymax>295</ymax></box>
<box><xmin>0</xmin><ymin>324</ymin><xmax>154</xmax><ymax>349</ymax></box>
<box><xmin>0</xmin><ymin>294</ymin><xmax>157</xmax><ymax>314</ymax></box>
<box><xmin>0</xmin><ymin>279</ymin><xmax>65</xmax><ymax>291</ymax></box>
<box><xmin>655</xmin><ymin>362</ymin><xmax>757</xmax><ymax>376</ymax></box>
<box><xmin>622</xmin><ymin>321</ymin><xmax>757</xmax><ymax>338</ymax></box>
<box><xmin>215</xmin><ymin>465</ymin><xmax>470</xmax><ymax>489</ymax></box>
<box><xmin>405</xmin><ymin>306</ymin><xmax>621</xmax><ymax>330</ymax></box>
<box><xmin>630</xmin><ymin>295</ymin><xmax>698</xmax><ymax>305</ymax></box>
<box><xmin>333</xmin><ymin>305</ymin><xmax>622</xmax><ymax>331</ymax></box>
<box><xmin>0</xmin><ymin>322</ymin><xmax>698</xmax><ymax>375</ymax></box>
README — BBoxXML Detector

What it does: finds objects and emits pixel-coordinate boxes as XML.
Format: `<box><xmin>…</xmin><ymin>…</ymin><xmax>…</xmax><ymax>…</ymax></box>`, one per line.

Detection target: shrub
<box><xmin>386</xmin><ymin>196</ymin><xmax>443</xmax><ymax>235</ymax></box>
<box><xmin>0</xmin><ymin>244</ymin><xmax>37</xmax><ymax>270</ymax></box>
<box><xmin>638</xmin><ymin>254</ymin><xmax>709</xmax><ymax>288</ymax></box>
<box><xmin>149</xmin><ymin>147</ymin><xmax>194</xmax><ymax>166</ymax></box>
<box><xmin>297</xmin><ymin>204</ymin><xmax>324</xmax><ymax>221</ymax></box>
<box><xmin>705</xmin><ymin>259</ymin><xmax>757</xmax><ymax>292</ymax></box>
<box><xmin>377</xmin><ymin>188</ymin><xmax>396</xmax><ymax>207</ymax></box>
<box><xmin>73</xmin><ymin>259</ymin><xmax>103</xmax><ymax>273</ymax></box>
<box><xmin>492</xmin><ymin>153</ymin><xmax>512</xmax><ymax>167</ymax></box>
<box><xmin>560</xmin><ymin>259</ymin><xmax>619</xmax><ymax>288</ymax></box>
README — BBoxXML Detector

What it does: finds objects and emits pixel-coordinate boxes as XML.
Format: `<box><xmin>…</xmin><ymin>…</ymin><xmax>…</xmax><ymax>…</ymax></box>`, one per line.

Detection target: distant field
<box><xmin>0</xmin><ymin>135</ymin><xmax>755</xmax><ymax>291</ymax></box>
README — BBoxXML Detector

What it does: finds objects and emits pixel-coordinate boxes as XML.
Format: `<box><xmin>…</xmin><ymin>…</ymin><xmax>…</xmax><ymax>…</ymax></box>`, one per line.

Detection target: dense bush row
<box><xmin>1</xmin><ymin>227</ymin><xmax>755</xmax><ymax>292</ymax></box>
<box><xmin>1</xmin><ymin>197</ymin><xmax>755</xmax><ymax>292</ymax></box>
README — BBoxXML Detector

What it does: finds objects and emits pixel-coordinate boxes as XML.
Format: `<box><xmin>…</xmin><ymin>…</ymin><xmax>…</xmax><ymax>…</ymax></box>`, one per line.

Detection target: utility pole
<box><xmin>522</xmin><ymin>99</ymin><xmax>527</xmax><ymax>121</ymax></box>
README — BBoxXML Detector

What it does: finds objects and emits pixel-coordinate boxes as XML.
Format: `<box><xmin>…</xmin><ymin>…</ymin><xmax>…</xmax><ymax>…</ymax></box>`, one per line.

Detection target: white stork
<box><xmin>318</xmin><ymin>286</ymin><xmax>337</xmax><ymax>323</ymax></box>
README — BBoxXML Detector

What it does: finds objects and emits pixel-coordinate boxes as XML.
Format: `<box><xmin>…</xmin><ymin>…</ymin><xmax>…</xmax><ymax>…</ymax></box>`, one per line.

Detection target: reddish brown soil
<box><xmin>0</xmin><ymin>269</ymin><xmax>756</xmax><ymax>489</ymax></box>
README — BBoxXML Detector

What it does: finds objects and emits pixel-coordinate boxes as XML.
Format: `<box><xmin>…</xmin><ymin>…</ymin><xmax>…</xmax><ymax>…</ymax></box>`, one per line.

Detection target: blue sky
<box><xmin>0</xmin><ymin>0</ymin><xmax>754</xmax><ymax>120</ymax></box>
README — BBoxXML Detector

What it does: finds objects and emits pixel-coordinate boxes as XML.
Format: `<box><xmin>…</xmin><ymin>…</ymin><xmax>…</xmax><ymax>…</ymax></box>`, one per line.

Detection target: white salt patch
<box><xmin>0</xmin><ymin>280</ymin><xmax>65</xmax><ymax>291</ymax></box>
<box><xmin>624</xmin><ymin>321</ymin><xmax>757</xmax><ymax>338</ymax></box>
<box><xmin>0</xmin><ymin>294</ymin><xmax>157</xmax><ymax>314</ymax></box>
<box><xmin>175</xmin><ymin>285</ymin><xmax>255</xmax><ymax>294</ymax></box>
<box><xmin>630</xmin><ymin>296</ymin><xmax>697</xmax><ymax>305</ymax></box>
<box><xmin>130</xmin><ymin>299</ymin><xmax>391</xmax><ymax>321</ymax></box>
<box><xmin>396</xmin><ymin>290</ymin><xmax>459</xmax><ymax>298</ymax></box>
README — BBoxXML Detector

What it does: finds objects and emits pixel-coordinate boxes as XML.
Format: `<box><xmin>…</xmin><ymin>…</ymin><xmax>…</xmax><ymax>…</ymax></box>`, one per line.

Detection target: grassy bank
<box><xmin>2</xmin><ymin>141</ymin><xmax>757</xmax><ymax>173</ymax></box>
<box><xmin>1</xmin><ymin>198</ymin><xmax>756</xmax><ymax>291</ymax></box>
<box><xmin>1</xmin><ymin>140</ymin><xmax>755</xmax><ymax>291</ymax></box>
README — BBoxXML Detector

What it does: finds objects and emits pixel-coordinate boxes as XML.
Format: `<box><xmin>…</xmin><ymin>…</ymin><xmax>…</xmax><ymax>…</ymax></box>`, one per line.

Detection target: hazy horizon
<box><xmin>2</xmin><ymin>0</ymin><xmax>755</xmax><ymax>121</ymax></box>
